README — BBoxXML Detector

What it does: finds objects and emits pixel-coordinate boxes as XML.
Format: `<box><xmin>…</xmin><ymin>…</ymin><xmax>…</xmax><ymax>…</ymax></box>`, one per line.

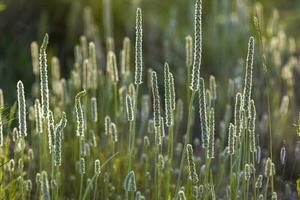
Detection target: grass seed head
<box><xmin>124</xmin><ymin>170</ymin><xmax>137</xmax><ymax>192</ymax></box>
<box><xmin>190</xmin><ymin>0</ymin><xmax>202</xmax><ymax>91</ymax></box>
<box><xmin>186</xmin><ymin>144</ymin><xmax>199</xmax><ymax>184</ymax></box>
<box><xmin>135</xmin><ymin>8</ymin><xmax>143</xmax><ymax>85</ymax></box>
<box><xmin>39</xmin><ymin>34</ymin><xmax>50</xmax><ymax>118</ymax></box>
<box><xmin>17</xmin><ymin>80</ymin><xmax>27</xmax><ymax>137</ymax></box>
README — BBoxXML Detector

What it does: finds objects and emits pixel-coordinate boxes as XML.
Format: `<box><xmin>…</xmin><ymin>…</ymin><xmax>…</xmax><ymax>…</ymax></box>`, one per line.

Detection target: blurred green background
<box><xmin>1</xmin><ymin>0</ymin><xmax>300</xmax><ymax>101</ymax></box>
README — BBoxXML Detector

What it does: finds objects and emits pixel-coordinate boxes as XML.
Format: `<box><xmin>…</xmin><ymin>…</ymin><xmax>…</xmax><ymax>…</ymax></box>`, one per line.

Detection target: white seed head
<box><xmin>17</xmin><ymin>81</ymin><xmax>27</xmax><ymax>137</ymax></box>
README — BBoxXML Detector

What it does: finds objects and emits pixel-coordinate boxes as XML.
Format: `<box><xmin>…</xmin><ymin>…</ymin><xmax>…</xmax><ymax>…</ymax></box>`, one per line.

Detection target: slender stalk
<box><xmin>175</xmin><ymin>91</ymin><xmax>196</xmax><ymax>196</ymax></box>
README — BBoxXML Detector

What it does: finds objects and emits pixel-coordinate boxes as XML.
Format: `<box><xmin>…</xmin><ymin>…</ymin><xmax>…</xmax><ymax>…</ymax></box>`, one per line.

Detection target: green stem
<box><xmin>175</xmin><ymin>91</ymin><xmax>195</xmax><ymax>197</ymax></box>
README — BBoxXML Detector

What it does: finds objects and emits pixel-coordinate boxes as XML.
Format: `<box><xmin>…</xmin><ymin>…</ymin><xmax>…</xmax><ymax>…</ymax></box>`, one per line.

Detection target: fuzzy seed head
<box><xmin>39</xmin><ymin>34</ymin><xmax>50</xmax><ymax>118</ymax></box>
<box><xmin>186</xmin><ymin>144</ymin><xmax>199</xmax><ymax>184</ymax></box>
<box><xmin>135</xmin><ymin>8</ymin><xmax>143</xmax><ymax>85</ymax></box>
<box><xmin>151</xmin><ymin>71</ymin><xmax>161</xmax><ymax>128</ymax></box>
<box><xmin>34</xmin><ymin>99</ymin><xmax>43</xmax><ymax>134</ymax></box>
<box><xmin>75</xmin><ymin>90</ymin><xmax>86</xmax><ymax>136</ymax></box>
<box><xmin>185</xmin><ymin>35</ymin><xmax>193</xmax><ymax>67</ymax></box>
<box><xmin>164</xmin><ymin>63</ymin><xmax>173</xmax><ymax>127</ymax></box>
<box><xmin>124</xmin><ymin>170</ymin><xmax>137</xmax><ymax>192</ymax></box>
<box><xmin>94</xmin><ymin>159</ymin><xmax>101</xmax><ymax>175</ymax></box>
<box><xmin>80</xmin><ymin>157</ymin><xmax>86</xmax><ymax>174</ymax></box>
<box><xmin>190</xmin><ymin>0</ymin><xmax>202</xmax><ymax>91</ymax></box>
<box><xmin>41</xmin><ymin>171</ymin><xmax>50</xmax><ymax>200</ymax></box>
<box><xmin>234</xmin><ymin>93</ymin><xmax>243</xmax><ymax>138</ymax></box>
<box><xmin>17</xmin><ymin>81</ymin><xmax>27</xmax><ymax>137</ymax></box>
<box><xmin>47</xmin><ymin>111</ymin><xmax>55</xmax><ymax>153</ymax></box>
<box><xmin>265</xmin><ymin>157</ymin><xmax>274</xmax><ymax>177</ymax></box>
<box><xmin>244</xmin><ymin>164</ymin><xmax>251</xmax><ymax>181</ymax></box>
<box><xmin>31</xmin><ymin>41</ymin><xmax>39</xmax><ymax>75</ymax></box>
<box><xmin>104</xmin><ymin>116</ymin><xmax>111</xmax><ymax>135</ymax></box>
<box><xmin>126</xmin><ymin>95</ymin><xmax>134</xmax><ymax>121</ymax></box>
<box><xmin>91</xmin><ymin>97</ymin><xmax>98</xmax><ymax>122</ymax></box>
<box><xmin>54</xmin><ymin>112</ymin><xmax>67</xmax><ymax>166</ymax></box>
<box><xmin>107</xmin><ymin>51</ymin><xmax>119</xmax><ymax>83</ymax></box>
<box><xmin>110</xmin><ymin>122</ymin><xmax>118</xmax><ymax>142</ymax></box>
<box><xmin>178</xmin><ymin>190</ymin><xmax>186</xmax><ymax>200</ymax></box>
<box><xmin>255</xmin><ymin>175</ymin><xmax>263</xmax><ymax>189</ymax></box>
<box><xmin>242</xmin><ymin>36</ymin><xmax>255</xmax><ymax>116</ymax></box>
<box><xmin>207</xmin><ymin>108</ymin><xmax>215</xmax><ymax>159</ymax></box>
<box><xmin>123</xmin><ymin>37</ymin><xmax>131</xmax><ymax>74</ymax></box>
<box><xmin>0</xmin><ymin>89</ymin><xmax>4</xmax><ymax>108</ymax></box>
<box><xmin>209</xmin><ymin>75</ymin><xmax>216</xmax><ymax>100</ymax></box>
<box><xmin>199</xmin><ymin>78</ymin><xmax>208</xmax><ymax>149</ymax></box>
<box><xmin>227</xmin><ymin>123</ymin><xmax>236</xmax><ymax>155</ymax></box>
<box><xmin>280</xmin><ymin>146</ymin><xmax>286</xmax><ymax>165</ymax></box>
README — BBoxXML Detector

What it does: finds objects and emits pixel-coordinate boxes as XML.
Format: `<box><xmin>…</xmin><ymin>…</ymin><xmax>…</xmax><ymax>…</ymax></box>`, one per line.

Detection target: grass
<box><xmin>0</xmin><ymin>0</ymin><xmax>299</xmax><ymax>199</ymax></box>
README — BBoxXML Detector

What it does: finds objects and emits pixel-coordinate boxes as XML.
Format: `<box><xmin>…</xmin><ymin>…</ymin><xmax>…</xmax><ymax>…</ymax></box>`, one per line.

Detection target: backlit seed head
<box><xmin>265</xmin><ymin>157</ymin><xmax>274</xmax><ymax>177</ymax></box>
<box><xmin>28</xmin><ymin>148</ymin><xmax>34</xmax><ymax>161</ymax></box>
<box><xmin>242</xmin><ymin>36</ymin><xmax>255</xmax><ymax>115</ymax></box>
<box><xmin>8</xmin><ymin>159</ymin><xmax>15</xmax><ymax>172</ymax></box>
<box><xmin>207</xmin><ymin>108</ymin><xmax>215</xmax><ymax>159</ymax></box>
<box><xmin>192</xmin><ymin>185</ymin><xmax>199</xmax><ymax>199</ymax></box>
<box><xmin>185</xmin><ymin>35</ymin><xmax>193</xmax><ymax>67</ymax></box>
<box><xmin>227</xmin><ymin>123</ymin><xmax>236</xmax><ymax>155</ymax></box>
<box><xmin>34</xmin><ymin>99</ymin><xmax>43</xmax><ymax>134</ymax></box>
<box><xmin>124</xmin><ymin>170</ymin><xmax>137</xmax><ymax>192</ymax></box>
<box><xmin>105</xmin><ymin>116</ymin><xmax>111</xmax><ymax>135</ymax></box>
<box><xmin>110</xmin><ymin>122</ymin><xmax>118</xmax><ymax>142</ymax></box>
<box><xmin>143</xmin><ymin>136</ymin><xmax>150</xmax><ymax>148</ymax></box>
<box><xmin>94</xmin><ymin>159</ymin><xmax>101</xmax><ymax>175</ymax></box>
<box><xmin>12</xmin><ymin>127</ymin><xmax>19</xmax><ymax>142</ymax></box>
<box><xmin>249</xmin><ymin>100</ymin><xmax>256</xmax><ymax>152</ymax></box>
<box><xmin>80</xmin><ymin>157</ymin><xmax>86</xmax><ymax>174</ymax></box>
<box><xmin>234</xmin><ymin>93</ymin><xmax>243</xmax><ymax>138</ymax></box>
<box><xmin>89</xmin><ymin>42</ymin><xmax>98</xmax><ymax>89</ymax></box>
<box><xmin>209</xmin><ymin>75</ymin><xmax>216</xmax><ymax>100</ymax></box>
<box><xmin>178</xmin><ymin>190</ymin><xmax>187</xmax><ymax>200</ymax></box>
<box><xmin>39</xmin><ymin>34</ymin><xmax>50</xmax><ymax>118</ymax></box>
<box><xmin>75</xmin><ymin>90</ymin><xmax>86</xmax><ymax>137</ymax></box>
<box><xmin>271</xmin><ymin>192</ymin><xmax>277</xmax><ymax>200</ymax></box>
<box><xmin>123</xmin><ymin>37</ymin><xmax>131</xmax><ymax>74</ymax></box>
<box><xmin>48</xmin><ymin>111</ymin><xmax>55</xmax><ymax>153</ymax></box>
<box><xmin>91</xmin><ymin>97</ymin><xmax>98</xmax><ymax>122</ymax></box>
<box><xmin>80</xmin><ymin>136</ymin><xmax>86</xmax><ymax>157</ymax></box>
<box><xmin>151</xmin><ymin>71</ymin><xmax>161</xmax><ymax>128</ymax></box>
<box><xmin>51</xmin><ymin>57</ymin><xmax>61</xmax><ymax>81</ymax></box>
<box><xmin>126</xmin><ymin>95</ymin><xmax>134</xmax><ymax>121</ymax></box>
<box><xmin>41</xmin><ymin>171</ymin><xmax>50</xmax><ymax>200</ymax></box>
<box><xmin>147</xmin><ymin>120</ymin><xmax>154</xmax><ymax>134</ymax></box>
<box><xmin>17</xmin><ymin>81</ymin><xmax>27</xmax><ymax>137</ymax></box>
<box><xmin>107</xmin><ymin>51</ymin><xmax>119</xmax><ymax>83</ymax></box>
<box><xmin>190</xmin><ymin>0</ymin><xmax>202</xmax><ymax>91</ymax></box>
<box><xmin>280</xmin><ymin>146</ymin><xmax>286</xmax><ymax>165</ymax></box>
<box><xmin>255</xmin><ymin>175</ymin><xmax>263</xmax><ymax>189</ymax></box>
<box><xmin>164</xmin><ymin>63</ymin><xmax>173</xmax><ymax>127</ymax></box>
<box><xmin>25</xmin><ymin>179</ymin><xmax>32</xmax><ymax>191</ymax></box>
<box><xmin>186</xmin><ymin>144</ymin><xmax>199</xmax><ymax>184</ymax></box>
<box><xmin>141</xmin><ymin>95</ymin><xmax>150</xmax><ymax>120</ymax></box>
<box><xmin>244</xmin><ymin>164</ymin><xmax>251</xmax><ymax>181</ymax></box>
<box><xmin>134</xmin><ymin>8</ymin><xmax>143</xmax><ymax>85</ymax></box>
<box><xmin>54</xmin><ymin>112</ymin><xmax>67</xmax><ymax>166</ymax></box>
<box><xmin>169</xmin><ymin>73</ymin><xmax>176</xmax><ymax>111</ymax></box>
<box><xmin>158</xmin><ymin>154</ymin><xmax>165</xmax><ymax>170</ymax></box>
<box><xmin>31</xmin><ymin>41</ymin><xmax>39</xmax><ymax>75</ymax></box>
<box><xmin>0</xmin><ymin>89</ymin><xmax>4</xmax><ymax>108</ymax></box>
<box><xmin>199</xmin><ymin>78</ymin><xmax>208</xmax><ymax>149</ymax></box>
